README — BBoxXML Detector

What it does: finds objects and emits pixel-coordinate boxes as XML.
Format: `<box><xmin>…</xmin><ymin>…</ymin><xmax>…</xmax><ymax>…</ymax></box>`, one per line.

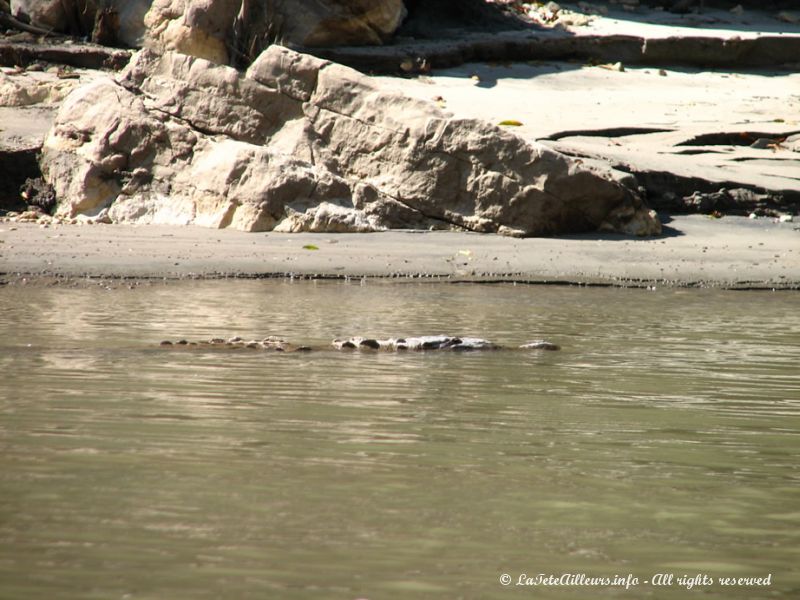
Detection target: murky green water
<box><xmin>0</xmin><ymin>280</ymin><xmax>798</xmax><ymax>599</ymax></box>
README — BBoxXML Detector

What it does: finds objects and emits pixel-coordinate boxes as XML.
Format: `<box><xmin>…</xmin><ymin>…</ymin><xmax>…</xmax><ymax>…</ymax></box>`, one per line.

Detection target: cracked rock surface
<box><xmin>40</xmin><ymin>45</ymin><xmax>659</xmax><ymax>237</ymax></box>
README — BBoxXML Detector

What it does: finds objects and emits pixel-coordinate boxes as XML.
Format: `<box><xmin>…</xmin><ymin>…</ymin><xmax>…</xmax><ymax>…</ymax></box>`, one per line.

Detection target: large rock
<box><xmin>143</xmin><ymin>0</ymin><xmax>239</xmax><ymax>64</ymax></box>
<box><xmin>0</xmin><ymin>70</ymin><xmax>77</xmax><ymax>106</ymax></box>
<box><xmin>8</xmin><ymin>0</ymin><xmax>404</xmax><ymax>58</ymax></box>
<box><xmin>41</xmin><ymin>46</ymin><xmax>660</xmax><ymax>236</ymax></box>
<box><xmin>8</xmin><ymin>0</ymin><xmax>65</xmax><ymax>31</ymax></box>
<box><xmin>274</xmin><ymin>0</ymin><xmax>406</xmax><ymax>46</ymax></box>
<box><xmin>8</xmin><ymin>0</ymin><xmax>153</xmax><ymax>47</ymax></box>
<box><xmin>144</xmin><ymin>0</ymin><xmax>406</xmax><ymax>65</ymax></box>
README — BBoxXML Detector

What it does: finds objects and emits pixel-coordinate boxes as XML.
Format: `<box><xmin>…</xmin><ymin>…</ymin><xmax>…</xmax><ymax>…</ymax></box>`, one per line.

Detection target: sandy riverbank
<box><xmin>2</xmin><ymin>5</ymin><xmax>799</xmax><ymax>289</ymax></box>
<box><xmin>1</xmin><ymin>215</ymin><xmax>797</xmax><ymax>288</ymax></box>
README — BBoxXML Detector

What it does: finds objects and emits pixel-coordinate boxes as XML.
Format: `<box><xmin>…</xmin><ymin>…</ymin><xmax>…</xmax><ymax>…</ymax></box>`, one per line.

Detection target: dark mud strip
<box><xmin>307</xmin><ymin>33</ymin><xmax>800</xmax><ymax>75</ymax></box>
<box><xmin>0</xmin><ymin>40</ymin><xmax>132</xmax><ymax>69</ymax></box>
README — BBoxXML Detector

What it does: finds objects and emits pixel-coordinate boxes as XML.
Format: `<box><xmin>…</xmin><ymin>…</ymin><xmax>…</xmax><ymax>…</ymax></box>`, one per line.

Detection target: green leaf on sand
<box><xmin>302</xmin><ymin>244</ymin><xmax>319</xmax><ymax>251</ymax></box>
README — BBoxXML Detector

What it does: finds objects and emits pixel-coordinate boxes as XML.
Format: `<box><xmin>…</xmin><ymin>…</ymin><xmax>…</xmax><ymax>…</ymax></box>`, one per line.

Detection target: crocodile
<box><xmin>159</xmin><ymin>335</ymin><xmax>560</xmax><ymax>352</ymax></box>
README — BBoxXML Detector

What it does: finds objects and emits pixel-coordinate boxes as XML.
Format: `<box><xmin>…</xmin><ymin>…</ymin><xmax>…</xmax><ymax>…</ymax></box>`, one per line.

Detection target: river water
<box><xmin>1</xmin><ymin>280</ymin><xmax>798</xmax><ymax>599</ymax></box>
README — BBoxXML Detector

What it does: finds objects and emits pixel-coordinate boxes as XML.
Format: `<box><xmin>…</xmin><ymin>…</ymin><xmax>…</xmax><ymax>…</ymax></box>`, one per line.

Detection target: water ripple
<box><xmin>1</xmin><ymin>282</ymin><xmax>799</xmax><ymax>599</ymax></box>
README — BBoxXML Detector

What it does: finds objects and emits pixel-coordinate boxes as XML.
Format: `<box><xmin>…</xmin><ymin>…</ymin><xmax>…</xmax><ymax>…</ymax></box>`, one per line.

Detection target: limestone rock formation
<box><xmin>1</xmin><ymin>71</ymin><xmax>59</xmax><ymax>107</ymax></box>
<box><xmin>144</xmin><ymin>0</ymin><xmax>238</xmax><ymax>64</ymax></box>
<box><xmin>7</xmin><ymin>1</ymin><xmax>405</xmax><ymax>60</ymax></box>
<box><xmin>144</xmin><ymin>0</ymin><xmax>406</xmax><ymax>64</ymax></box>
<box><xmin>8</xmin><ymin>0</ymin><xmax>152</xmax><ymax>47</ymax></box>
<box><xmin>286</xmin><ymin>0</ymin><xmax>407</xmax><ymax>47</ymax></box>
<box><xmin>41</xmin><ymin>45</ymin><xmax>660</xmax><ymax>236</ymax></box>
<box><xmin>8</xmin><ymin>0</ymin><xmax>65</xmax><ymax>31</ymax></box>
<box><xmin>8</xmin><ymin>0</ymin><xmax>73</xmax><ymax>32</ymax></box>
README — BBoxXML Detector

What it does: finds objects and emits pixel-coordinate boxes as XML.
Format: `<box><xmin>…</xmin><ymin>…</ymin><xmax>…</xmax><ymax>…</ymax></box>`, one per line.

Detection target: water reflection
<box><xmin>0</xmin><ymin>281</ymin><xmax>799</xmax><ymax>598</ymax></box>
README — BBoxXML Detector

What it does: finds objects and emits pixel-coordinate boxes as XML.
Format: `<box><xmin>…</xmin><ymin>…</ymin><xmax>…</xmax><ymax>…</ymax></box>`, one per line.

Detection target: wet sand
<box><xmin>2</xmin><ymin>215</ymin><xmax>797</xmax><ymax>288</ymax></box>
